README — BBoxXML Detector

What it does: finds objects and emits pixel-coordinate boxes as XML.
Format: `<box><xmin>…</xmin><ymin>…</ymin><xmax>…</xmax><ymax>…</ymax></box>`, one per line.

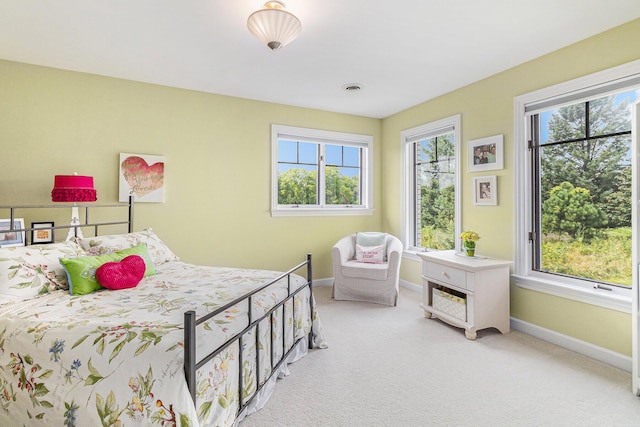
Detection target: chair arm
<box><xmin>386</xmin><ymin>238</ymin><xmax>403</xmax><ymax>271</ymax></box>
<box><xmin>332</xmin><ymin>235</ymin><xmax>355</xmax><ymax>264</ymax></box>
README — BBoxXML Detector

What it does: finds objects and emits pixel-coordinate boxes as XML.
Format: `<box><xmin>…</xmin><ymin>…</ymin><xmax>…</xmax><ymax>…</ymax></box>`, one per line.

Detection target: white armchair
<box><xmin>332</xmin><ymin>233</ymin><xmax>403</xmax><ymax>306</ymax></box>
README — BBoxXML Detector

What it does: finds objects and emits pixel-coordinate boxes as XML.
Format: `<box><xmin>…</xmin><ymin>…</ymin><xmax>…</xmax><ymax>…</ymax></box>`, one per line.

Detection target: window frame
<box><xmin>401</xmin><ymin>114</ymin><xmax>462</xmax><ymax>257</ymax></box>
<box><xmin>271</xmin><ymin>124</ymin><xmax>374</xmax><ymax>217</ymax></box>
<box><xmin>514</xmin><ymin>60</ymin><xmax>640</xmax><ymax>313</ymax></box>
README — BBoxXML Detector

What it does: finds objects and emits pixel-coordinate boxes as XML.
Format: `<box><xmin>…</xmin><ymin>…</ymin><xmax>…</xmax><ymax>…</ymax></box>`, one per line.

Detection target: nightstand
<box><xmin>417</xmin><ymin>250</ymin><xmax>512</xmax><ymax>339</ymax></box>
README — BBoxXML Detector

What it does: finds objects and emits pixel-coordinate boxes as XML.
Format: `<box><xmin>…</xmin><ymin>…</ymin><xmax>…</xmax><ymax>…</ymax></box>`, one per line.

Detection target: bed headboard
<box><xmin>0</xmin><ymin>197</ymin><xmax>133</xmax><ymax>246</ymax></box>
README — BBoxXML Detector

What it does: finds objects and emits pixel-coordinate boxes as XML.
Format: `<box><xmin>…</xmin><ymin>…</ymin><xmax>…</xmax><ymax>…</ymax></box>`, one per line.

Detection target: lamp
<box><xmin>247</xmin><ymin>1</ymin><xmax>302</xmax><ymax>51</ymax></box>
<box><xmin>52</xmin><ymin>173</ymin><xmax>97</xmax><ymax>240</ymax></box>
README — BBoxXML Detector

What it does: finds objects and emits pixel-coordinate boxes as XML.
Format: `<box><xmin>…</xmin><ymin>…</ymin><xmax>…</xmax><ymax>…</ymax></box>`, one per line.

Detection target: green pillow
<box><xmin>60</xmin><ymin>243</ymin><xmax>157</xmax><ymax>296</ymax></box>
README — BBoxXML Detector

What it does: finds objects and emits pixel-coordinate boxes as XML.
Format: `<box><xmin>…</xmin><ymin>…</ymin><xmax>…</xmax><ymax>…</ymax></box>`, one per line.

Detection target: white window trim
<box><xmin>271</xmin><ymin>124</ymin><xmax>374</xmax><ymax>217</ymax></box>
<box><xmin>400</xmin><ymin>114</ymin><xmax>462</xmax><ymax>260</ymax></box>
<box><xmin>513</xmin><ymin>59</ymin><xmax>640</xmax><ymax>314</ymax></box>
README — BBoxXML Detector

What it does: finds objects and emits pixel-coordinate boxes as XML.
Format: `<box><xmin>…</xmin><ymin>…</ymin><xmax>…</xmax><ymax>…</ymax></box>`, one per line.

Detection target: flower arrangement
<box><xmin>460</xmin><ymin>230</ymin><xmax>480</xmax><ymax>256</ymax></box>
<box><xmin>460</xmin><ymin>230</ymin><xmax>480</xmax><ymax>242</ymax></box>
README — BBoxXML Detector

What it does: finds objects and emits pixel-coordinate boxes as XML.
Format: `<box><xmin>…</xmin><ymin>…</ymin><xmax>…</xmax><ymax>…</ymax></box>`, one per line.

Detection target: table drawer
<box><xmin>424</xmin><ymin>261</ymin><xmax>468</xmax><ymax>289</ymax></box>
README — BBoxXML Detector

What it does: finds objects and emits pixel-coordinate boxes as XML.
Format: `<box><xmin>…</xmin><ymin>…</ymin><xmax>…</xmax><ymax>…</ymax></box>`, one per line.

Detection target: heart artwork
<box><xmin>121</xmin><ymin>156</ymin><xmax>164</xmax><ymax>198</ymax></box>
<box><xmin>96</xmin><ymin>255</ymin><xmax>146</xmax><ymax>290</ymax></box>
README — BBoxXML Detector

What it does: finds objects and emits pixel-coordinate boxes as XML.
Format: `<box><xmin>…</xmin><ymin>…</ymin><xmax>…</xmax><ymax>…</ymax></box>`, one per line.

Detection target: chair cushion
<box><xmin>342</xmin><ymin>260</ymin><xmax>389</xmax><ymax>281</ymax></box>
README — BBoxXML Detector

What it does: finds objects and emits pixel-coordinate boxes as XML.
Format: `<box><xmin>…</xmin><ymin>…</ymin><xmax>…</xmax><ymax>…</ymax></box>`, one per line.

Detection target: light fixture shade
<box><xmin>247</xmin><ymin>1</ymin><xmax>301</xmax><ymax>51</ymax></box>
<box><xmin>52</xmin><ymin>174</ymin><xmax>97</xmax><ymax>202</ymax></box>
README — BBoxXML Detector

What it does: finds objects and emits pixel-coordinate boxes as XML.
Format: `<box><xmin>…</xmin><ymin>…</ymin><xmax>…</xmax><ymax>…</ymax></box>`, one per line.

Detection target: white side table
<box><xmin>417</xmin><ymin>250</ymin><xmax>512</xmax><ymax>340</ymax></box>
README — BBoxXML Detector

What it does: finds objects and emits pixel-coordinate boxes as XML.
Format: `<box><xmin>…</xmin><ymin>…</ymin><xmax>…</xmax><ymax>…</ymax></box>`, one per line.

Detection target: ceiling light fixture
<box><xmin>247</xmin><ymin>1</ymin><xmax>302</xmax><ymax>51</ymax></box>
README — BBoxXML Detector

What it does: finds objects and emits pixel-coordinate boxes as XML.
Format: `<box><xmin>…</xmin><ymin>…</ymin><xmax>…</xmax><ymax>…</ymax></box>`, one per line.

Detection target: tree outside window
<box><xmin>402</xmin><ymin>115</ymin><xmax>460</xmax><ymax>253</ymax></box>
<box><xmin>414</xmin><ymin>133</ymin><xmax>455</xmax><ymax>250</ymax></box>
<box><xmin>533</xmin><ymin>89</ymin><xmax>638</xmax><ymax>287</ymax></box>
<box><xmin>271</xmin><ymin>125</ymin><xmax>372</xmax><ymax>216</ymax></box>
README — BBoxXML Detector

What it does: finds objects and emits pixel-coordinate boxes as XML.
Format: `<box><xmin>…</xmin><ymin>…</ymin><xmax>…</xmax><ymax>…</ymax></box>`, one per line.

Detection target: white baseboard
<box><xmin>313</xmin><ymin>278</ymin><xmax>334</xmax><ymax>287</ymax></box>
<box><xmin>510</xmin><ymin>317</ymin><xmax>631</xmax><ymax>372</ymax></box>
<box><xmin>400</xmin><ymin>279</ymin><xmax>421</xmax><ymax>293</ymax></box>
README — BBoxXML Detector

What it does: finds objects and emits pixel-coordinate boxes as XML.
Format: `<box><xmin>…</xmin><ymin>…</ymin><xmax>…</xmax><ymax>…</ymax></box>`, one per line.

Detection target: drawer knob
<box><xmin>441</xmin><ymin>271</ymin><xmax>449</xmax><ymax>279</ymax></box>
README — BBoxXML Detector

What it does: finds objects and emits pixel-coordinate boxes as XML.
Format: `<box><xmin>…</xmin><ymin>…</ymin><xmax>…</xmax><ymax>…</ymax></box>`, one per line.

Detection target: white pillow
<box><xmin>0</xmin><ymin>241</ymin><xmax>86</xmax><ymax>302</ymax></box>
<box><xmin>355</xmin><ymin>232</ymin><xmax>388</xmax><ymax>261</ymax></box>
<box><xmin>77</xmin><ymin>228</ymin><xmax>179</xmax><ymax>265</ymax></box>
<box><xmin>355</xmin><ymin>244</ymin><xmax>385</xmax><ymax>264</ymax></box>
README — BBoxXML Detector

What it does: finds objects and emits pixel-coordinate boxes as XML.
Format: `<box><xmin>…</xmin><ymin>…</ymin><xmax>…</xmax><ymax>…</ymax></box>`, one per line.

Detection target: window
<box><xmin>514</xmin><ymin>61</ymin><xmax>640</xmax><ymax>310</ymax></box>
<box><xmin>401</xmin><ymin>115</ymin><xmax>461</xmax><ymax>253</ymax></box>
<box><xmin>271</xmin><ymin>125</ymin><xmax>373</xmax><ymax>216</ymax></box>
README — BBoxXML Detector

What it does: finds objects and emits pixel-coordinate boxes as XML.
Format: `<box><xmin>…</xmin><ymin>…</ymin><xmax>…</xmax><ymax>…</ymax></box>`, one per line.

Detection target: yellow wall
<box><xmin>0</xmin><ymin>59</ymin><xmax>381</xmax><ymax>278</ymax></box>
<box><xmin>1</xmin><ymin>18</ymin><xmax>639</xmax><ymax>357</ymax></box>
<box><xmin>382</xmin><ymin>18</ymin><xmax>640</xmax><ymax>356</ymax></box>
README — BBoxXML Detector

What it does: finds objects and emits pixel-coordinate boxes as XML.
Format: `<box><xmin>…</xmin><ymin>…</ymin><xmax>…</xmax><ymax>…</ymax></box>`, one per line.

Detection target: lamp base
<box><xmin>65</xmin><ymin>206</ymin><xmax>84</xmax><ymax>241</ymax></box>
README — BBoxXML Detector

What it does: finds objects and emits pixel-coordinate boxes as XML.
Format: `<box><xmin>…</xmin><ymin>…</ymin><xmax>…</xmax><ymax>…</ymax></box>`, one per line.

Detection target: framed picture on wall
<box><xmin>119</xmin><ymin>153</ymin><xmax>165</xmax><ymax>203</ymax></box>
<box><xmin>31</xmin><ymin>221</ymin><xmax>55</xmax><ymax>244</ymax></box>
<box><xmin>0</xmin><ymin>218</ymin><xmax>25</xmax><ymax>247</ymax></box>
<box><xmin>468</xmin><ymin>135</ymin><xmax>504</xmax><ymax>172</ymax></box>
<box><xmin>473</xmin><ymin>176</ymin><xmax>497</xmax><ymax>206</ymax></box>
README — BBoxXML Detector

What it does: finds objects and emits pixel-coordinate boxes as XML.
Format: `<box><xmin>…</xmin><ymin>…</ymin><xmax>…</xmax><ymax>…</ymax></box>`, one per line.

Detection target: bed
<box><xmin>0</xmin><ymin>201</ymin><xmax>326</xmax><ymax>426</ymax></box>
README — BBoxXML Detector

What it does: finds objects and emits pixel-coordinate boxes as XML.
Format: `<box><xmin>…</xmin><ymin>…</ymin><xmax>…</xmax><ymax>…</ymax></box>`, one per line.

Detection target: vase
<box><xmin>463</xmin><ymin>241</ymin><xmax>476</xmax><ymax>257</ymax></box>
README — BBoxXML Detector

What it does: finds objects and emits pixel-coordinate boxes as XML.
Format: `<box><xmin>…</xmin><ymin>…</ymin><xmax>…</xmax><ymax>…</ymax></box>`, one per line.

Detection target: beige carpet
<box><xmin>241</xmin><ymin>286</ymin><xmax>640</xmax><ymax>427</ymax></box>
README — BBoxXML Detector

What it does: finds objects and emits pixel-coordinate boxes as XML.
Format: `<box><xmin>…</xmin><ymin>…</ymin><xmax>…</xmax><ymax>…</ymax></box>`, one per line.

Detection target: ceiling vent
<box><xmin>342</xmin><ymin>83</ymin><xmax>362</xmax><ymax>92</ymax></box>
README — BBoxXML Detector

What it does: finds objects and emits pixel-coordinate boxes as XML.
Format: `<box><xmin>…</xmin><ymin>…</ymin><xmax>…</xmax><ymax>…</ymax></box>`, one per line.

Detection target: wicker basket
<box><xmin>432</xmin><ymin>287</ymin><xmax>467</xmax><ymax>321</ymax></box>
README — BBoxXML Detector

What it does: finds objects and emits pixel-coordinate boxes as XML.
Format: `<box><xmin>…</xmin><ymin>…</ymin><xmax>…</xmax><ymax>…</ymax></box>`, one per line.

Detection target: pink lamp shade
<box><xmin>51</xmin><ymin>175</ymin><xmax>97</xmax><ymax>202</ymax></box>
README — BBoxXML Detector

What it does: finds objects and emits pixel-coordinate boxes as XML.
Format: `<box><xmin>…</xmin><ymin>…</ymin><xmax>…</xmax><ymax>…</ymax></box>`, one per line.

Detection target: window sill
<box><xmin>512</xmin><ymin>274</ymin><xmax>631</xmax><ymax>314</ymax></box>
<box><xmin>270</xmin><ymin>207</ymin><xmax>374</xmax><ymax>217</ymax></box>
<box><xmin>403</xmin><ymin>249</ymin><xmax>428</xmax><ymax>262</ymax></box>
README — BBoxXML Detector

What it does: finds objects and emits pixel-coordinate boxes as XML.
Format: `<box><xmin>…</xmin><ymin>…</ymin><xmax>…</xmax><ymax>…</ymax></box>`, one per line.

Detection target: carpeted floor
<box><xmin>240</xmin><ymin>285</ymin><xmax>640</xmax><ymax>427</ymax></box>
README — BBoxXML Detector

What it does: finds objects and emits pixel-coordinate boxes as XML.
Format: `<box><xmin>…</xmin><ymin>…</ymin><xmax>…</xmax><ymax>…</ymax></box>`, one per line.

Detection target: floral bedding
<box><xmin>0</xmin><ymin>260</ymin><xmax>325</xmax><ymax>427</ymax></box>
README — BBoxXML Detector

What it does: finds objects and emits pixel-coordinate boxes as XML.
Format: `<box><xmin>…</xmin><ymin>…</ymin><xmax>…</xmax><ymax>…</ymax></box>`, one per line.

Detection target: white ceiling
<box><xmin>1</xmin><ymin>1</ymin><xmax>639</xmax><ymax>119</ymax></box>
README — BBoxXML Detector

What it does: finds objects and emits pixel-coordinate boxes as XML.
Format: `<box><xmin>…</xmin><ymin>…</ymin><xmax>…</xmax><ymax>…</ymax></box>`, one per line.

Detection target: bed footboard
<box><xmin>183</xmin><ymin>253</ymin><xmax>314</xmax><ymax>414</ymax></box>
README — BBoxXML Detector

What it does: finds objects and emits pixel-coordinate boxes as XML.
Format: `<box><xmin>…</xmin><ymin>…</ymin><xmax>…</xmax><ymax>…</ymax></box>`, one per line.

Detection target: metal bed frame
<box><xmin>184</xmin><ymin>254</ymin><xmax>314</xmax><ymax>413</ymax></box>
<box><xmin>0</xmin><ymin>198</ymin><xmax>315</xmax><ymax>421</ymax></box>
<box><xmin>0</xmin><ymin>197</ymin><xmax>133</xmax><ymax>242</ymax></box>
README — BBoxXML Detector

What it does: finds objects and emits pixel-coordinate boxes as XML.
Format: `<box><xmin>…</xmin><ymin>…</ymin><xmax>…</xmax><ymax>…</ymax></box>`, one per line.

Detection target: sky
<box><xmin>278</xmin><ymin>140</ymin><xmax>360</xmax><ymax>177</ymax></box>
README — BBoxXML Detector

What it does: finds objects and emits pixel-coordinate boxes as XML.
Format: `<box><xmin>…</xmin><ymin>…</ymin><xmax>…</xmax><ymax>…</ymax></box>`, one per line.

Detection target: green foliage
<box><xmin>542</xmin><ymin>182</ymin><xmax>607</xmax><ymax>239</ymax></box>
<box><xmin>420</xmin><ymin>225</ymin><xmax>454</xmax><ymax>250</ymax></box>
<box><xmin>278</xmin><ymin>168</ymin><xmax>317</xmax><ymax>205</ymax></box>
<box><xmin>538</xmin><ymin>93</ymin><xmax>633</xmax><ymax>286</ymax></box>
<box><xmin>417</xmin><ymin>133</ymin><xmax>455</xmax><ymax>250</ymax></box>
<box><xmin>542</xmin><ymin>228</ymin><xmax>631</xmax><ymax>286</ymax></box>
<box><xmin>325</xmin><ymin>167</ymin><xmax>359</xmax><ymax>205</ymax></box>
<box><xmin>277</xmin><ymin>167</ymin><xmax>359</xmax><ymax>205</ymax></box>
<box><xmin>542</xmin><ymin>94</ymin><xmax>631</xmax><ymax>229</ymax></box>
<box><xmin>421</xmin><ymin>185</ymin><xmax>454</xmax><ymax>235</ymax></box>
<box><xmin>603</xmin><ymin>167</ymin><xmax>631</xmax><ymax>228</ymax></box>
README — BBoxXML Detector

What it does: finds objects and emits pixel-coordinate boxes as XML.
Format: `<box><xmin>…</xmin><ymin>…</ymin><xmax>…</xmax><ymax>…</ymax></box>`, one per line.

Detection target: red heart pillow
<box><xmin>96</xmin><ymin>255</ymin><xmax>146</xmax><ymax>290</ymax></box>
